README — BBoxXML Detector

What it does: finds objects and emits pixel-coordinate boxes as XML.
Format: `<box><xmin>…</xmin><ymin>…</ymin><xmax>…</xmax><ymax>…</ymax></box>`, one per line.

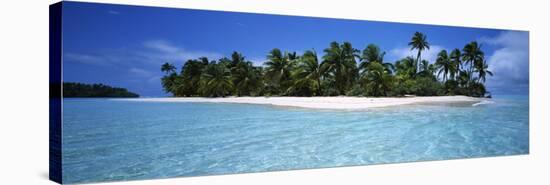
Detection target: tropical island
<box><xmin>147</xmin><ymin>32</ymin><xmax>493</xmax><ymax>109</ymax></box>
<box><xmin>159</xmin><ymin>32</ymin><xmax>492</xmax><ymax>99</ymax></box>
<box><xmin>63</xmin><ymin>82</ymin><xmax>139</xmax><ymax>98</ymax></box>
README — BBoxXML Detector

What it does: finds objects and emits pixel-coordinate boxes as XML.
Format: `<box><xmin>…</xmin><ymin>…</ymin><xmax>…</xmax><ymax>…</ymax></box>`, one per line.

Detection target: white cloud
<box><xmin>248</xmin><ymin>57</ymin><xmax>266</xmax><ymax>66</ymax></box>
<box><xmin>480</xmin><ymin>31</ymin><xmax>528</xmax><ymax>49</ymax></box>
<box><xmin>388</xmin><ymin>45</ymin><xmax>447</xmax><ymax>63</ymax></box>
<box><xmin>65</xmin><ymin>40</ymin><xmax>224</xmax><ymax>68</ymax></box>
<box><xmin>480</xmin><ymin>31</ymin><xmax>529</xmax><ymax>91</ymax></box>
<box><xmin>63</xmin><ymin>40</ymin><xmax>229</xmax><ymax>96</ymax></box>
<box><xmin>487</xmin><ymin>48</ymin><xmax>528</xmax><ymax>82</ymax></box>
<box><xmin>141</xmin><ymin>40</ymin><xmax>222</xmax><ymax>64</ymax></box>
<box><xmin>129</xmin><ymin>67</ymin><xmax>152</xmax><ymax>77</ymax></box>
<box><xmin>143</xmin><ymin>40</ymin><xmax>180</xmax><ymax>53</ymax></box>
<box><xmin>64</xmin><ymin>53</ymin><xmax>111</xmax><ymax>66</ymax></box>
<box><xmin>147</xmin><ymin>76</ymin><xmax>161</xmax><ymax>84</ymax></box>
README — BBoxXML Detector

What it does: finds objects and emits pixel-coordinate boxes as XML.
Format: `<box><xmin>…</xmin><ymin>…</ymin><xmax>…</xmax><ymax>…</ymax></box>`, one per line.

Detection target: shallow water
<box><xmin>62</xmin><ymin>95</ymin><xmax>529</xmax><ymax>184</ymax></box>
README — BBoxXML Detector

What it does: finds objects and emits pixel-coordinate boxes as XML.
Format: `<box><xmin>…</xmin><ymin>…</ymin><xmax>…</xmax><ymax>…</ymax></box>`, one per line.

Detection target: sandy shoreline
<box><xmin>119</xmin><ymin>96</ymin><xmax>485</xmax><ymax>110</ymax></box>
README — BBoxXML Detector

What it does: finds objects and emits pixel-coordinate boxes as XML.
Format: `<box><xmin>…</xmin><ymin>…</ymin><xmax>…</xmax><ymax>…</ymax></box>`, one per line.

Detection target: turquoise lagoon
<box><xmin>62</xmin><ymin>95</ymin><xmax>528</xmax><ymax>183</ymax></box>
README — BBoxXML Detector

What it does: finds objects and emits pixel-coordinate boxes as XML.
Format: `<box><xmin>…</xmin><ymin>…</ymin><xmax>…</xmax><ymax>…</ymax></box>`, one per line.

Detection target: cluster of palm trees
<box><xmin>161</xmin><ymin>32</ymin><xmax>492</xmax><ymax>97</ymax></box>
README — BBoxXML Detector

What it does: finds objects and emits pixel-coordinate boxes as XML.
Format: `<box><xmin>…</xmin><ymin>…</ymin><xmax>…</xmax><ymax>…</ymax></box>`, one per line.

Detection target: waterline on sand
<box><xmin>117</xmin><ymin>96</ymin><xmax>485</xmax><ymax>110</ymax></box>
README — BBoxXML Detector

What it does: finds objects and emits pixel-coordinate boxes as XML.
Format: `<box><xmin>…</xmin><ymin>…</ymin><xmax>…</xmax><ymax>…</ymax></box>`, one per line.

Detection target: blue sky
<box><xmin>61</xmin><ymin>2</ymin><xmax>529</xmax><ymax>96</ymax></box>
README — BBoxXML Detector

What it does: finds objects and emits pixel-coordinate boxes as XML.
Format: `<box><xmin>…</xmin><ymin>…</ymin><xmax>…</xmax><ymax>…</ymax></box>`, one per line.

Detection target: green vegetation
<box><xmin>63</xmin><ymin>82</ymin><xmax>139</xmax><ymax>98</ymax></box>
<box><xmin>161</xmin><ymin>32</ymin><xmax>492</xmax><ymax>97</ymax></box>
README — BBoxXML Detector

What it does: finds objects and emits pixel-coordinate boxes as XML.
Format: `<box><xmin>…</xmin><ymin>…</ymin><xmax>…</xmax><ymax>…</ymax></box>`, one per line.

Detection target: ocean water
<box><xmin>62</xmin><ymin>95</ymin><xmax>529</xmax><ymax>184</ymax></box>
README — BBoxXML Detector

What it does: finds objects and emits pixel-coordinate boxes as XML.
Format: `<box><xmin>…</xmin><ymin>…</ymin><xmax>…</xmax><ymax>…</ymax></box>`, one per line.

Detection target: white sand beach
<box><xmin>121</xmin><ymin>96</ymin><xmax>485</xmax><ymax>110</ymax></box>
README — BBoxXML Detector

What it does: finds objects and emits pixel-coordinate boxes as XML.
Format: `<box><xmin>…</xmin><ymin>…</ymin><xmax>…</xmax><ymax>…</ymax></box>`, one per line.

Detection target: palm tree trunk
<box><xmin>416</xmin><ymin>50</ymin><xmax>421</xmax><ymax>74</ymax></box>
<box><xmin>317</xmin><ymin>77</ymin><xmax>322</xmax><ymax>96</ymax></box>
<box><xmin>469</xmin><ymin>61</ymin><xmax>474</xmax><ymax>82</ymax></box>
<box><xmin>468</xmin><ymin>61</ymin><xmax>474</xmax><ymax>95</ymax></box>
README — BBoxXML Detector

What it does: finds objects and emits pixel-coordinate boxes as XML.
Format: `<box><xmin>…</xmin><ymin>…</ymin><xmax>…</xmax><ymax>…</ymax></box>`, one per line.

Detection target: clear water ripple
<box><xmin>62</xmin><ymin>95</ymin><xmax>529</xmax><ymax>184</ymax></box>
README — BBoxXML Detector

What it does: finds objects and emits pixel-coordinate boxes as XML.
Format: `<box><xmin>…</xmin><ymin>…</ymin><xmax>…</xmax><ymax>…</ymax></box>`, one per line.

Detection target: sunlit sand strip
<box><xmin>118</xmin><ymin>96</ymin><xmax>484</xmax><ymax>110</ymax></box>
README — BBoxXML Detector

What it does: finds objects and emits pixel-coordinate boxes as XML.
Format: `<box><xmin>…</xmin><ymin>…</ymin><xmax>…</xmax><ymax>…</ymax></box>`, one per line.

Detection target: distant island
<box><xmin>63</xmin><ymin>82</ymin><xmax>139</xmax><ymax>98</ymax></box>
<box><xmin>159</xmin><ymin>32</ymin><xmax>493</xmax><ymax>98</ymax></box>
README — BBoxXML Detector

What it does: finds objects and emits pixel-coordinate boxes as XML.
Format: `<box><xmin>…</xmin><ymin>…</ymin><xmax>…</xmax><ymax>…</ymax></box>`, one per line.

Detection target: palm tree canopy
<box><xmin>395</xmin><ymin>57</ymin><xmax>416</xmax><ymax>78</ymax></box>
<box><xmin>457</xmin><ymin>70</ymin><xmax>471</xmax><ymax>87</ymax></box>
<box><xmin>361</xmin><ymin>44</ymin><xmax>385</xmax><ymax>63</ymax></box>
<box><xmin>360</xmin><ymin>44</ymin><xmax>395</xmax><ymax>74</ymax></box>
<box><xmin>161</xmin><ymin>62</ymin><xmax>176</xmax><ymax>74</ymax></box>
<box><xmin>462</xmin><ymin>41</ymin><xmax>484</xmax><ymax>86</ymax></box>
<box><xmin>232</xmin><ymin>61</ymin><xmax>262</xmax><ymax>96</ymax></box>
<box><xmin>321</xmin><ymin>41</ymin><xmax>359</xmax><ymax>95</ymax></box>
<box><xmin>462</xmin><ymin>42</ymin><xmax>484</xmax><ymax>66</ymax></box>
<box><xmin>435</xmin><ymin>50</ymin><xmax>451</xmax><ymax>81</ymax></box>
<box><xmin>287</xmin><ymin>50</ymin><xmax>323</xmax><ymax>96</ymax></box>
<box><xmin>264</xmin><ymin>48</ymin><xmax>296</xmax><ymax>94</ymax></box>
<box><xmin>362</xmin><ymin>62</ymin><xmax>393</xmax><ymax>96</ymax></box>
<box><xmin>300</xmin><ymin>50</ymin><xmax>321</xmax><ymax>78</ymax></box>
<box><xmin>449</xmin><ymin>48</ymin><xmax>462</xmax><ymax>79</ymax></box>
<box><xmin>230</xmin><ymin>51</ymin><xmax>245</xmax><ymax>66</ymax></box>
<box><xmin>408</xmin><ymin>32</ymin><xmax>430</xmax><ymax>51</ymax></box>
<box><xmin>199</xmin><ymin>63</ymin><xmax>234</xmax><ymax>97</ymax></box>
<box><xmin>198</xmin><ymin>57</ymin><xmax>210</xmax><ymax>65</ymax></box>
<box><xmin>475</xmin><ymin>59</ymin><xmax>493</xmax><ymax>83</ymax></box>
<box><xmin>360</xmin><ymin>44</ymin><xmax>383</xmax><ymax>68</ymax></box>
<box><xmin>265</xmin><ymin>48</ymin><xmax>288</xmax><ymax>81</ymax></box>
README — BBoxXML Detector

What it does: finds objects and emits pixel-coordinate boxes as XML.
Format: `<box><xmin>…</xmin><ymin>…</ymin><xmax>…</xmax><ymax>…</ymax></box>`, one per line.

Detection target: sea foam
<box><xmin>472</xmin><ymin>100</ymin><xmax>495</xmax><ymax>106</ymax></box>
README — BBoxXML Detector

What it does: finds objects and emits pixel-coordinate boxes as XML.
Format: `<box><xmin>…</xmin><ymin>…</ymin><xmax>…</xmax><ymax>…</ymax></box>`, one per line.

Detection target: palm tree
<box><xmin>217</xmin><ymin>57</ymin><xmax>232</xmax><ymax>66</ymax></box>
<box><xmin>321</xmin><ymin>41</ymin><xmax>359</xmax><ymax>95</ymax></box>
<box><xmin>449</xmin><ymin>49</ymin><xmax>462</xmax><ymax>80</ymax></box>
<box><xmin>457</xmin><ymin>70</ymin><xmax>470</xmax><ymax>88</ymax></box>
<box><xmin>160</xmin><ymin>62</ymin><xmax>178</xmax><ymax>95</ymax></box>
<box><xmin>232</xmin><ymin>61</ymin><xmax>262</xmax><ymax>96</ymax></box>
<box><xmin>230</xmin><ymin>51</ymin><xmax>245</xmax><ymax>66</ymax></box>
<box><xmin>198</xmin><ymin>57</ymin><xmax>210</xmax><ymax>65</ymax></box>
<box><xmin>226</xmin><ymin>51</ymin><xmax>258</xmax><ymax>96</ymax></box>
<box><xmin>408</xmin><ymin>32</ymin><xmax>430</xmax><ymax>73</ymax></box>
<box><xmin>181</xmin><ymin>59</ymin><xmax>208</xmax><ymax>96</ymax></box>
<box><xmin>420</xmin><ymin>60</ymin><xmax>431</xmax><ymax>73</ymax></box>
<box><xmin>414</xmin><ymin>59</ymin><xmax>436</xmax><ymax>80</ymax></box>
<box><xmin>462</xmin><ymin>41</ymin><xmax>484</xmax><ymax>82</ymax></box>
<box><xmin>160</xmin><ymin>72</ymin><xmax>178</xmax><ymax>95</ymax></box>
<box><xmin>264</xmin><ymin>48</ymin><xmax>295</xmax><ymax>95</ymax></box>
<box><xmin>289</xmin><ymin>50</ymin><xmax>323</xmax><ymax>96</ymax></box>
<box><xmin>475</xmin><ymin>59</ymin><xmax>493</xmax><ymax>83</ymax></box>
<box><xmin>362</xmin><ymin>62</ymin><xmax>393</xmax><ymax>96</ymax></box>
<box><xmin>287</xmin><ymin>51</ymin><xmax>299</xmax><ymax>61</ymax></box>
<box><xmin>361</xmin><ymin>44</ymin><xmax>384</xmax><ymax>64</ymax></box>
<box><xmin>435</xmin><ymin>50</ymin><xmax>451</xmax><ymax>82</ymax></box>
<box><xmin>395</xmin><ymin>56</ymin><xmax>416</xmax><ymax>79</ymax></box>
<box><xmin>199</xmin><ymin>63</ymin><xmax>234</xmax><ymax>97</ymax></box>
<box><xmin>161</xmin><ymin>62</ymin><xmax>176</xmax><ymax>74</ymax></box>
<box><xmin>168</xmin><ymin>75</ymin><xmax>186</xmax><ymax>96</ymax></box>
<box><xmin>360</xmin><ymin>44</ymin><xmax>394</xmax><ymax>74</ymax></box>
